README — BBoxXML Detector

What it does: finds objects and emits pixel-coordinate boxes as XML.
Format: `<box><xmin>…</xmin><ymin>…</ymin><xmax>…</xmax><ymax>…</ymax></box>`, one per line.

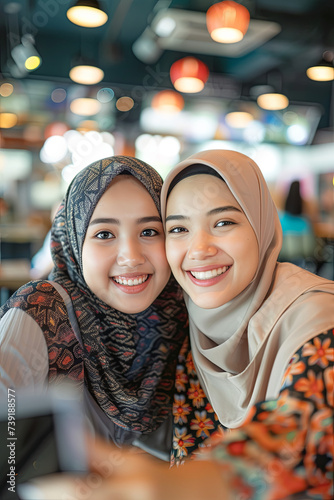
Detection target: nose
<box><xmin>116</xmin><ymin>237</ymin><xmax>146</xmax><ymax>268</ymax></box>
<box><xmin>187</xmin><ymin>231</ymin><xmax>218</xmax><ymax>260</ymax></box>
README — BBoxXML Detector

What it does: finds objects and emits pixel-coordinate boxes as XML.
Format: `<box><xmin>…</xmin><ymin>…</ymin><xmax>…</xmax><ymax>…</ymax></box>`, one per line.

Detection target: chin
<box><xmin>119</xmin><ymin>303</ymin><xmax>149</xmax><ymax>315</ymax></box>
<box><xmin>190</xmin><ymin>291</ymin><xmax>230</xmax><ymax>309</ymax></box>
<box><xmin>191</xmin><ymin>296</ymin><xmax>219</xmax><ymax>309</ymax></box>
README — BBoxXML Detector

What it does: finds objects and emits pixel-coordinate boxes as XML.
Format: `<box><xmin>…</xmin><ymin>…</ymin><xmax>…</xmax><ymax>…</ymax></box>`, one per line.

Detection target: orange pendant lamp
<box><xmin>206</xmin><ymin>1</ymin><xmax>250</xmax><ymax>43</ymax></box>
<box><xmin>151</xmin><ymin>90</ymin><xmax>184</xmax><ymax>113</ymax></box>
<box><xmin>170</xmin><ymin>57</ymin><xmax>209</xmax><ymax>93</ymax></box>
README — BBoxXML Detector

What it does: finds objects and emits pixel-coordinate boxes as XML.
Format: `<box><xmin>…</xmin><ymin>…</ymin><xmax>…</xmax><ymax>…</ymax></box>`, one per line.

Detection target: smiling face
<box><xmin>165</xmin><ymin>174</ymin><xmax>259</xmax><ymax>309</ymax></box>
<box><xmin>82</xmin><ymin>175</ymin><xmax>171</xmax><ymax>314</ymax></box>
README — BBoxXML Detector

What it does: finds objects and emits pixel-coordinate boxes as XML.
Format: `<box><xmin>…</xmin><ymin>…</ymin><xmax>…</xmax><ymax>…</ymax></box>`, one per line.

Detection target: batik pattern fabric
<box><xmin>0</xmin><ymin>280</ymin><xmax>84</xmax><ymax>384</ymax></box>
<box><xmin>171</xmin><ymin>329</ymin><xmax>334</xmax><ymax>500</ymax></box>
<box><xmin>0</xmin><ymin>156</ymin><xmax>188</xmax><ymax>435</ymax></box>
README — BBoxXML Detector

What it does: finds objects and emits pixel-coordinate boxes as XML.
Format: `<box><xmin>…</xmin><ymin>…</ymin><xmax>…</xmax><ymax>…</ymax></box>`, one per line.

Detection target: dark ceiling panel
<box><xmin>1</xmin><ymin>0</ymin><xmax>334</xmax><ymax>135</ymax></box>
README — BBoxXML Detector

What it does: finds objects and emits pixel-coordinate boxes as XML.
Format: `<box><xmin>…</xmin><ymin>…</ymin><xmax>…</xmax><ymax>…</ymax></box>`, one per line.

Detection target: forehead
<box><xmin>106</xmin><ymin>174</ymin><xmax>145</xmax><ymax>191</ymax></box>
<box><xmin>166</xmin><ymin>174</ymin><xmax>241</xmax><ymax>215</ymax></box>
<box><xmin>94</xmin><ymin>175</ymin><xmax>156</xmax><ymax>213</ymax></box>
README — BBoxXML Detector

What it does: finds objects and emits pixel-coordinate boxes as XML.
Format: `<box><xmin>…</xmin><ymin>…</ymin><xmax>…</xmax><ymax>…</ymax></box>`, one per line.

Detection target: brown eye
<box><xmin>168</xmin><ymin>226</ymin><xmax>188</xmax><ymax>234</ymax></box>
<box><xmin>216</xmin><ymin>221</ymin><xmax>234</xmax><ymax>227</ymax></box>
<box><xmin>141</xmin><ymin>228</ymin><xmax>159</xmax><ymax>237</ymax></box>
<box><xmin>96</xmin><ymin>231</ymin><xmax>114</xmax><ymax>239</ymax></box>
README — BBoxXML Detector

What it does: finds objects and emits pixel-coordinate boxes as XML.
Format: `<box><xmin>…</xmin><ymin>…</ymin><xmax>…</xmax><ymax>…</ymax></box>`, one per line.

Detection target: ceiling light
<box><xmin>70</xmin><ymin>98</ymin><xmax>101</xmax><ymax>116</ymax></box>
<box><xmin>97</xmin><ymin>88</ymin><xmax>114</xmax><ymax>103</ymax></box>
<box><xmin>51</xmin><ymin>88</ymin><xmax>67</xmax><ymax>103</ymax></box>
<box><xmin>67</xmin><ymin>0</ymin><xmax>108</xmax><ymax>28</ymax></box>
<box><xmin>77</xmin><ymin>120</ymin><xmax>99</xmax><ymax>132</ymax></box>
<box><xmin>257</xmin><ymin>92</ymin><xmax>289</xmax><ymax>110</ymax></box>
<box><xmin>225</xmin><ymin>111</ymin><xmax>253</xmax><ymax>128</ymax></box>
<box><xmin>0</xmin><ymin>83</ymin><xmax>14</xmax><ymax>97</ymax></box>
<box><xmin>206</xmin><ymin>1</ymin><xmax>250</xmax><ymax>43</ymax></box>
<box><xmin>11</xmin><ymin>34</ymin><xmax>42</xmax><ymax>72</ymax></box>
<box><xmin>170</xmin><ymin>57</ymin><xmax>209</xmax><ymax>93</ymax></box>
<box><xmin>69</xmin><ymin>64</ymin><xmax>104</xmax><ymax>85</ymax></box>
<box><xmin>306</xmin><ymin>51</ymin><xmax>334</xmax><ymax>81</ymax></box>
<box><xmin>116</xmin><ymin>97</ymin><xmax>134</xmax><ymax>112</ymax></box>
<box><xmin>151</xmin><ymin>90</ymin><xmax>184</xmax><ymax>113</ymax></box>
<box><xmin>0</xmin><ymin>112</ymin><xmax>18</xmax><ymax>129</ymax></box>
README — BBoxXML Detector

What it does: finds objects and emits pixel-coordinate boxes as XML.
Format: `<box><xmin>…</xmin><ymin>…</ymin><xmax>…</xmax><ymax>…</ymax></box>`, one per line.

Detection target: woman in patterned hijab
<box><xmin>0</xmin><ymin>156</ymin><xmax>188</xmax><ymax>452</ymax></box>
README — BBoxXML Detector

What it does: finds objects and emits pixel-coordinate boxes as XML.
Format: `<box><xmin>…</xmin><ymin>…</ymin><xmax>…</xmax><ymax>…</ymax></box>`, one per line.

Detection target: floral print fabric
<box><xmin>171</xmin><ymin>329</ymin><xmax>334</xmax><ymax>499</ymax></box>
<box><xmin>171</xmin><ymin>337</ymin><xmax>221</xmax><ymax>464</ymax></box>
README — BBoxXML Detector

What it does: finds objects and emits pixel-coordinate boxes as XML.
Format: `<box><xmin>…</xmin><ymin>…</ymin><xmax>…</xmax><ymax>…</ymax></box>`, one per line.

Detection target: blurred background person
<box><xmin>278</xmin><ymin>180</ymin><xmax>316</xmax><ymax>270</ymax></box>
<box><xmin>30</xmin><ymin>199</ymin><xmax>62</xmax><ymax>279</ymax></box>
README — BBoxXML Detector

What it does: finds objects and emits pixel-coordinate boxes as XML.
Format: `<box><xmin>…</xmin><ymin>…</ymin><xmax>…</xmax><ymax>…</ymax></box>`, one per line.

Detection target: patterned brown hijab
<box><xmin>2</xmin><ymin>156</ymin><xmax>187</xmax><ymax>434</ymax></box>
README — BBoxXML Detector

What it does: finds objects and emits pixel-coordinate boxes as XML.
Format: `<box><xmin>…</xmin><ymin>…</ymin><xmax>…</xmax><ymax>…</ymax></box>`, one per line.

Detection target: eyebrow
<box><xmin>89</xmin><ymin>216</ymin><xmax>162</xmax><ymax>226</ymax></box>
<box><xmin>165</xmin><ymin>205</ymin><xmax>242</xmax><ymax>223</ymax></box>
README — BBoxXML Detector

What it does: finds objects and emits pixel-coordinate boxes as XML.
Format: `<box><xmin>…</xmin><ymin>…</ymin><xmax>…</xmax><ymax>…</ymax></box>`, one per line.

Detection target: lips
<box><xmin>186</xmin><ymin>265</ymin><xmax>231</xmax><ymax>287</ymax></box>
<box><xmin>190</xmin><ymin>266</ymin><xmax>229</xmax><ymax>280</ymax></box>
<box><xmin>112</xmin><ymin>274</ymin><xmax>149</xmax><ymax>286</ymax></box>
<box><xmin>111</xmin><ymin>274</ymin><xmax>152</xmax><ymax>294</ymax></box>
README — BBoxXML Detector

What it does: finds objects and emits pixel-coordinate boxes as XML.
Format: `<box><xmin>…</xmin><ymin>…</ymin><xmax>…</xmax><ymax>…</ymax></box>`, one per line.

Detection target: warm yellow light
<box><xmin>225</xmin><ymin>111</ymin><xmax>253</xmax><ymax>128</ymax></box>
<box><xmin>25</xmin><ymin>55</ymin><xmax>41</xmax><ymax>70</ymax></box>
<box><xmin>70</xmin><ymin>98</ymin><xmax>101</xmax><ymax>116</ymax></box>
<box><xmin>210</xmin><ymin>27</ymin><xmax>243</xmax><ymax>43</ymax></box>
<box><xmin>170</xmin><ymin>57</ymin><xmax>209</xmax><ymax>93</ymax></box>
<box><xmin>0</xmin><ymin>113</ymin><xmax>18</xmax><ymax>128</ymax></box>
<box><xmin>151</xmin><ymin>90</ymin><xmax>184</xmax><ymax>113</ymax></box>
<box><xmin>69</xmin><ymin>65</ymin><xmax>104</xmax><ymax>84</ymax></box>
<box><xmin>257</xmin><ymin>92</ymin><xmax>289</xmax><ymax>110</ymax></box>
<box><xmin>116</xmin><ymin>97</ymin><xmax>134</xmax><ymax>112</ymax></box>
<box><xmin>0</xmin><ymin>83</ymin><xmax>14</xmax><ymax>97</ymax></box>
<box><xmin>306</xmin><ymin>65</ymin><xmax>334</xmax><ymax>81</ymax></box>
<box><xmin>77</xmin><ymin>120</ymin><xmax>99</xmax><ymax>132</ymax></box>
<box><xmin>67</xmin><ymin>5</ymin><xmax>108</xmax><ymax>28</ymax></box>
<box><xmin>172</xmin><ymin>77</ymin><xmax>205</xmax><ymax>93</ymax></box>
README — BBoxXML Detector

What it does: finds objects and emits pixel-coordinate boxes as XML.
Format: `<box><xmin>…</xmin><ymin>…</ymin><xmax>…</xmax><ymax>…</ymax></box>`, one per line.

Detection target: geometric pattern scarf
<box><xmin>1</xmin><ymin>156</ymin><xmax>188</xmax><ymax>433</ymax></box>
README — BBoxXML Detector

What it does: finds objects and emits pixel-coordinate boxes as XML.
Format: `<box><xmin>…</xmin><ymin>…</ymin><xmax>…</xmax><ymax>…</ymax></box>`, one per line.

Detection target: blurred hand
<box><xmin>18</xmin><ymin>436</ymin><xmax>229</xmax><ymax>500</ymax></box>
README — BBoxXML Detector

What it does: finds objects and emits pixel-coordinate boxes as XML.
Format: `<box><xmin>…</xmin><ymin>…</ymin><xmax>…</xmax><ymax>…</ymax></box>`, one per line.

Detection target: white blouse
<box><xmin>0</xmin><ymin>308</ymin><xmax>49</xmax><ymax>395</ymax></box>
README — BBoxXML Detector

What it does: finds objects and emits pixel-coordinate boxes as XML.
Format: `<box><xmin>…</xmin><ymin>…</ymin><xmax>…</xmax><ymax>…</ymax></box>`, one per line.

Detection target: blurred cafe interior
<box><xmin>0</xmin><ymin>0</ymin><xmax>334</xmax><ymax>303</ymax></box>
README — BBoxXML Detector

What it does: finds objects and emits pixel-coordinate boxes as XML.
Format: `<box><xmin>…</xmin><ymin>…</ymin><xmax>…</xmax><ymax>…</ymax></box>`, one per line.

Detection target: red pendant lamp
<box><xmin>170</xmin><ymin>57</ymin><xmax>209</xmax><ymax>93</ymax></box>
<box><xmin>206</xmin><ymin>1</ymin><xmax>250</xmax><ymax>43</ymax></box>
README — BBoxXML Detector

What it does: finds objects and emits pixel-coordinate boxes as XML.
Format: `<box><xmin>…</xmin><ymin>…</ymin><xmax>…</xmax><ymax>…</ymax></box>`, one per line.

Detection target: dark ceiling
<box><xmin>1</xmin><ymin>0</ymin><xmax>334</xmax><ymax>139</ymax></box>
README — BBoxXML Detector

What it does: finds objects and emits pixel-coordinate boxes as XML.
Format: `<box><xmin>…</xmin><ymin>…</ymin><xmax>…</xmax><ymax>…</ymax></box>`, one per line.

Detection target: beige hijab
<box><xmin>161</xmin><ymin>149</ymin><xmax>334</xmax><ymax>428</ymax></box>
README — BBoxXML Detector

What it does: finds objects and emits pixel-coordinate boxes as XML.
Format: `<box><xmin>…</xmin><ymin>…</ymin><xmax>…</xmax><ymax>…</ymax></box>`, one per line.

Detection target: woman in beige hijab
<box><xmin>161</xmin><ymin>149</ymin><xmax>334</xmax><ymax>495</ymax></box>
<box><xmin>18</xmin><ymin>150</ymin><xmax>334</xmax><ymax>500</ymax></box>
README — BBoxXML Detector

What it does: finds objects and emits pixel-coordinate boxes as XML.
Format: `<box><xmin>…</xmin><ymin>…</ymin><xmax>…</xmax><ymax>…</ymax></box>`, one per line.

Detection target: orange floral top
<box><xmin>171</xmin><ymin>329</ymin><xmax>334</xmax><ymax>500</ymax></box>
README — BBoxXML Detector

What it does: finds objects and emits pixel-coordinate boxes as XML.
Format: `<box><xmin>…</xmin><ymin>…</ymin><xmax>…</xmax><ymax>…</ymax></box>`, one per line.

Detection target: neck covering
<box><xmin>43</xmin><ymin>156</ymin><xmax>187</xmax><ymax>433</ymax></box>
<box><xmin>161</xmin><ymin>149</ymin><xmax>334</xmax><ymax>428</ymax></box>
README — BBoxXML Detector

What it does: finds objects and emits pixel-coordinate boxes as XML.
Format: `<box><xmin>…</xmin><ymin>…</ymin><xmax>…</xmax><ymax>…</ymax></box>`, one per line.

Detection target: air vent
<box><xmin>151</xmin><ymin>9</ymin><xmax>281</xmax><ymax>58</ymax></box>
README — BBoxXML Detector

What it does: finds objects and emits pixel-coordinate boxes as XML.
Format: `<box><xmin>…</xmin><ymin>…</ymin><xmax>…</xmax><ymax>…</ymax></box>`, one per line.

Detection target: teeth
<box><xmin>190</xmin><ymin>266</ymin><xmax>228</xmax><ymax>280</ymax></box>
<box><xmin>113</xmin><ymin>275</ymin><xmax>148</xmax><ymax>286</ymax></box>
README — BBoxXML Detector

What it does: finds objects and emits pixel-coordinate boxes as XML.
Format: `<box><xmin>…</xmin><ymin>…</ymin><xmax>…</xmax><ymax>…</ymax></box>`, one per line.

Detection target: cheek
<box><xmin>153</xmin><ymin>242</ymin><xmax>170</xmax><ymax>273</ymax></box>
<box><xmin>165</xmin><ymin>241</ymin><xmax>181</xmax><ymax>271</ymax></box>
<box><xmin>82</xmin><ymin>244</ymin><xmax>111</xmax><ymax>277</ymax></box>
<box><xmin>237</xmin><ymin>231</ymin><xmax>259</xmax><ymax>274</ymax></box>
<box><xmin>233</xmin><ymin>230</ymin><xmax>258</xmax><ymax>255</ymax></box>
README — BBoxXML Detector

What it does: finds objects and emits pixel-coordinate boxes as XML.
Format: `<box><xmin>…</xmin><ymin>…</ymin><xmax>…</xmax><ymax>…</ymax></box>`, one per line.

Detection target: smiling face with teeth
<box><xmin>165</xmin><ymin>174</ymin><xmax>259</xmax><ymax>309</ymax></box>
<box><xmin>82</xmin><ymin>175</ymin><xmax>171</xmax><ymax>314</ymax></box>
